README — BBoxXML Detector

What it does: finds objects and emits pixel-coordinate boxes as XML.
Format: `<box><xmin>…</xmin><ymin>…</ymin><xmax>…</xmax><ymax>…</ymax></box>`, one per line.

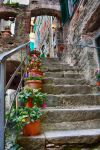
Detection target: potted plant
<box><xmin>96</xmin><ymin>70</ymin><xmax>100</xmax><ymax>86</ymax></box>
<box><xmin>26</xmin><ymin>55</ymin><xmax>43</xmax><ymax>77</ymax></box>
<box><xmin>18</xmin><ymin>88</ymin><xmax>47</xmax><ymax>108</ymax></box>
<box><xmin>1</xmin><ymin>26</ymin><xmax>11</xmax><ymax>38</ymax></box>
<box><xmin>9</xmin><ymin>106</ymin><xmax>42</xmax><ymax>136</ymax></box>
<box><xmin>24</xmin><ymin>76</ymin><xmax>43</xmax><ymax>90</ymax></box>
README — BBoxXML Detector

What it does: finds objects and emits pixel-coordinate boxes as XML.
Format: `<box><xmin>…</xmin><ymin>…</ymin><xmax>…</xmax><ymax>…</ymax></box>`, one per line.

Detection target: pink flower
<box><xmin>32</xmin><ymin>54</ymin><xmax>37</xmax><ymax>58</ymax></box>
<box><xmin>42</xmin><ymin>103</ymin><xmax>47</xmax><ymax>108</ymax></box>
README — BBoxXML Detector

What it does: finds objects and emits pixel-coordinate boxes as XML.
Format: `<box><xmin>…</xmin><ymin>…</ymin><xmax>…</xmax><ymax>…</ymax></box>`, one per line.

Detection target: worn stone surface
<box><xmin>44</xmin><ymin>129</ymin><xmax>100</xmax><ymax>145</ymax></box>
<box><xmin>42</xmin><ymin>107</ymin><xmax>100</xmax><ymax>123</ymax></box>
<box><xmin>18</xmin><ymin>130</ymin><xmax>100</xmax><ymax>150</ymax></box>
<box><xmin>18</xmin><ymin>134</ymin><xmax>45</xmax><ymax>150</ymax></box>
<box><xmin>29</xmin><ymin>0</ymin><xmax>61</xmax><ymax>19</ymax></box>
<box><xmin>63</xmin><ymin>0</ymin><xmax>100</xmax><ymax>83</ymax></box>
<box><xmin>42</xmin><ymin>119</ymin><xmax>100</xmax><ymax>131</ymax></box>
<box><xmin>17</xmin><ymin>58</ymin><xmax>100</xmax><ymax>149</ymax></box>
<box><xmin>43</xmin><ymin>77</ymin><xmax>89</xmax><ymax>85</ymax></box>
<box><xmin>45</xmin><ymin>72</ymin><xmax>84</xmax><ymax>79</ymax></box>
<box><xmin>46</xmin><ymin>94</ymin><xmax>100</xmax><ymax>107</ymax></box>
<box><xmin>43</xmin><ymin>84</ymin><xmax>92</xmax><ymax>95</ymax></box>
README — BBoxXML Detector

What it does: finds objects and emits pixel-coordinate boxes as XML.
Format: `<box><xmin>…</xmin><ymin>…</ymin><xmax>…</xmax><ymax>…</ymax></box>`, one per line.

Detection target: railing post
<box><xmin>0</xmin><ymin>60</ymin><xmax>6</xmax><ymax>150</ymax></box>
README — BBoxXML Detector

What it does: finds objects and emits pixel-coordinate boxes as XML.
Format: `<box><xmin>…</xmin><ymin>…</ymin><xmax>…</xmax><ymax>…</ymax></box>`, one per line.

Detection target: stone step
<box><xmin>18</xmin><ymin>129</ymin><xmax>100</xmax><ymax>150</ymax></box>
<box><xmin>41</xmin><ymin>58</ymin><xmax>60</xmax><ymax>63</ymax></box>
<box><xmin>43</xmin><ymin>77</ymin><xmax>89</xmax><ymax>85</ymax></box>
<box><xmin>42</xmin><ymin>107</ymin><xmax>100</xmax><ymax>123</ymax></box>
<box><xmin>41</xmin><ymin>64</ymin><xmax>81</xmax><ymax>72</ymax></box>
<box><xmin>43</xmin><ymin>85</ymin><xmax>92</xmax><ymax>94</ymax></box>
<box><xmin>42</xmin><ymin>119</ymin><xmax>100</xmax><ymax>131</ymax></box>
<box><xmin>46</xmin><ymin>94</ymin><xmax>100</xmax><ymax>107</ymax></box>
<box><xmin>45</xmin><ymin>72</ymin><xmax>84</xmax><ymax>79</ymax></box>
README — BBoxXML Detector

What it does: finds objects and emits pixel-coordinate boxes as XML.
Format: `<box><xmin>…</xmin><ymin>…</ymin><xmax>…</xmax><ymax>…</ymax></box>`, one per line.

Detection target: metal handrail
<box><xmin>0</xmin><ymin>42</ymin><xmax>29</xmax><ymax>150</ymax></box>
<box><xmin>0</xmin><ymin>42</ymin><xmax>29</xmax><ymax>62</ymax></box>
<box><xmin>5</xmin><ymin>56</ymin><xmax>26</xmax><ymax>91</ymax></box>
<box><xmin>5</xmin><ymin>72</ymin><xmax>25</xmax><ymax>129</ymax></box>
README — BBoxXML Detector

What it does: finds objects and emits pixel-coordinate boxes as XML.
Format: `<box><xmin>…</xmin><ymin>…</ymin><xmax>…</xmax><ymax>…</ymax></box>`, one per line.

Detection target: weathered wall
<box><xmin>29</xmin><ymin>0</ymin><xmax>61</xmax><ymax>19</ymax></box>
<box><xmin>15</xmin><ymin>10</ymin><xmax>31</xmax><ymax>40</ymax></box>
<box><xmin>0</xmin><ymin>7</ymin><xmax>29</xmax><ymax>53</ymax></box>
<box><xmin>63</xmin><ymin>0</ymin><xmax>100</xmax><ymax>84</ymax></box>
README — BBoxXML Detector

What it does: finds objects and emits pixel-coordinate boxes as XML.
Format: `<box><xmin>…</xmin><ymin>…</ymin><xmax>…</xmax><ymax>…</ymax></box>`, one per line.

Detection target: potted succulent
<box><xmin>24</xmin><ymin>76</ymin><xmax>43</xmax><ymax>90</ymax></box>
<box><xmin>18</xmin><ymin>88</ymin><xmax>47</xmax><ymax>108</ymax></box>
<box><xmin>9</xmin><ymin>106</ymin><xmax>42</xmax><ymax>136</ymax></box>
<box><xmin>96</xmin><ymin>70</ymin><xmax>100</xmax><ymax>86</ymax></box>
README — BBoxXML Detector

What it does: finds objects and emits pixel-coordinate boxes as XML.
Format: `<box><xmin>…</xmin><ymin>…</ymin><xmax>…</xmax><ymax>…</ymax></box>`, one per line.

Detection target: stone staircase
<box><xmin>18</xmin><ymin>58</ymin><xmax>100</xmax><ymax>150</ymax></box>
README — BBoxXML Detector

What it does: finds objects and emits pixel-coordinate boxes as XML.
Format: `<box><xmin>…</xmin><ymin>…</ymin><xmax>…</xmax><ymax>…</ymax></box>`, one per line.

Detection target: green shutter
<box><xmin>72</xmin><ymin>0</ymin><xmax>78</xmax><ymax>5</ymax></box>
<box><xmin>60</xmin><ymin>0</ymin><xmax>70</xmax><ymax>24</ymax></box>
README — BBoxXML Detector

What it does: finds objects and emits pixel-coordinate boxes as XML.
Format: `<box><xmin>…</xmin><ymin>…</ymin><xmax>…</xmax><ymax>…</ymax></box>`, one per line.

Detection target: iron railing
<box><xmin>0</xmin><ymin>42</ymin><xmax>29</xmax><ymax>150</ymax></box>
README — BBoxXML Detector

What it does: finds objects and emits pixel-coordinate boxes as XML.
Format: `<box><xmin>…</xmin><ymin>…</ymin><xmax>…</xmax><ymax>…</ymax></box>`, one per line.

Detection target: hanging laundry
<box><xmin>34</xmin><ymin>23</ymin><xmax>37</xmax><ymax>33</ymax></box>
<box><xmin>29</xmin><ymin>41</ymin><xmax>34</xmax><ymax>52</ymax></box>
<box><xmin>29</xmin><ymin>32</ymin><xmax>35</xmax><ymax>52</ymax></box>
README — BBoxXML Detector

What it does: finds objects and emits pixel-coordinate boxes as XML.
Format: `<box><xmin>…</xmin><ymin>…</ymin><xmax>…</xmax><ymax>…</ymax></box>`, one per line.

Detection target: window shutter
<box><xmin>72</xmin><ymin>0</ymin><xmax>77</xmax><ymax>5</ymax></box>
<box><xmin>60</xmin><ymin>0</ymin><xmax>70</xmax><ymax>24</ymax></box>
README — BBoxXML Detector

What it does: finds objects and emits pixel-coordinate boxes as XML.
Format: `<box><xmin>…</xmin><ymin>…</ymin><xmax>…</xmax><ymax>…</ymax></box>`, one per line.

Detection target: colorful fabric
<box><xmin>34</xmin><ymin>23</ymin><xmax>37</xmax><ymax>33</ymax></box>
<box><xmin>29</xmin><ymin>41</ymin><xmax>34</xmax><ymax>52</ymax></box>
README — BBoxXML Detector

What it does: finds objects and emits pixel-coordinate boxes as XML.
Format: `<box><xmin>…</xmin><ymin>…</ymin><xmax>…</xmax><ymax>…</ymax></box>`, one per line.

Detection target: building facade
<box><xmin>30</xmin><ymin>16</ymin><xmax>61</xmax><ymax>58</ymax></box>
<box><xmin>60</xmin><ymin>0</ymin><xmax>100</xmax><ymax>83</ymax></box>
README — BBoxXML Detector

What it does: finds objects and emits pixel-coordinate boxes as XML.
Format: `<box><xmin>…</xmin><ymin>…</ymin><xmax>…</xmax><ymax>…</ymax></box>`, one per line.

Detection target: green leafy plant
<box><xmin>18</xmin><ymin>88</ymin><xmax>33</xmax><ymax>104</ymax></box>
<box><xmin>24</xmin><ymin>76</ymin><xmax>42</xmax><ymax>81</ymax></box>
<box><xmin>4</xmin><ymin>0</ymin><xmax>20</xmax><ymax>8</ymax></box>
<box><xmin>18</xmin><ymin>88</ymin><xmax>47</xmax><ymax>107</ymax></box>
<box><xmin>9</xmin><ymin>106</ymin><xmax>42</xmax><ymax>132</ymax></box>
<box><xmin>95</xmin><ymin>70</ymin><xmax>100</xmax><ymax>81</ymax></box>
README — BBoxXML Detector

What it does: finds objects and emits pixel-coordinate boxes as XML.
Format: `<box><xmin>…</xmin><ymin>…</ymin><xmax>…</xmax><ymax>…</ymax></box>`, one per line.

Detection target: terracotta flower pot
<box><xmin>25</xmin><ymin>80</ymin><xmax>42</xmax><ymax>90</ymax></box>
<box><xmin>29</xmin><ymin>69</ymin><xmax>43</xmax><ymax>77</ymax></box>
<box><xmin>96</xmin><ymin>81</ymin><xmax>100</xmax><ymax>86</ymax></box>
<box><xmin>23</xmin><ymin>120</ymin><xmax>41</xmax><ymax>136</ymax></box>
<box><xmin>1</xmin><ymin>30</ymin><xmax>11</xmax><ymax>38</ymax></box>
<box><xmin>25</xmin><ymin>98</ymin><xmax>33</xmax><ymax>108</ymax></box>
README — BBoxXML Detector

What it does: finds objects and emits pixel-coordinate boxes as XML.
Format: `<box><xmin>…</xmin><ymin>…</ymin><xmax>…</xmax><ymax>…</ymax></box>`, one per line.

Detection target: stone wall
<box><xmin>29</xmin><ymin>0</ymin><xmax>61</xmax><ymax>19</ymax></box>
<box><xmin>0</xmin><ymin>7</ymin><xmax>30</xmax><ymax>54</ymax></box>
<box><xmin>63</xmin><ymin>0</ymin><xmax>100</xmax><ymax>84</ymax></box>
<box><xmin>15</xmin><ymin>10</ymin><xmax>31</xmax><ymax>40</ymax></box>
